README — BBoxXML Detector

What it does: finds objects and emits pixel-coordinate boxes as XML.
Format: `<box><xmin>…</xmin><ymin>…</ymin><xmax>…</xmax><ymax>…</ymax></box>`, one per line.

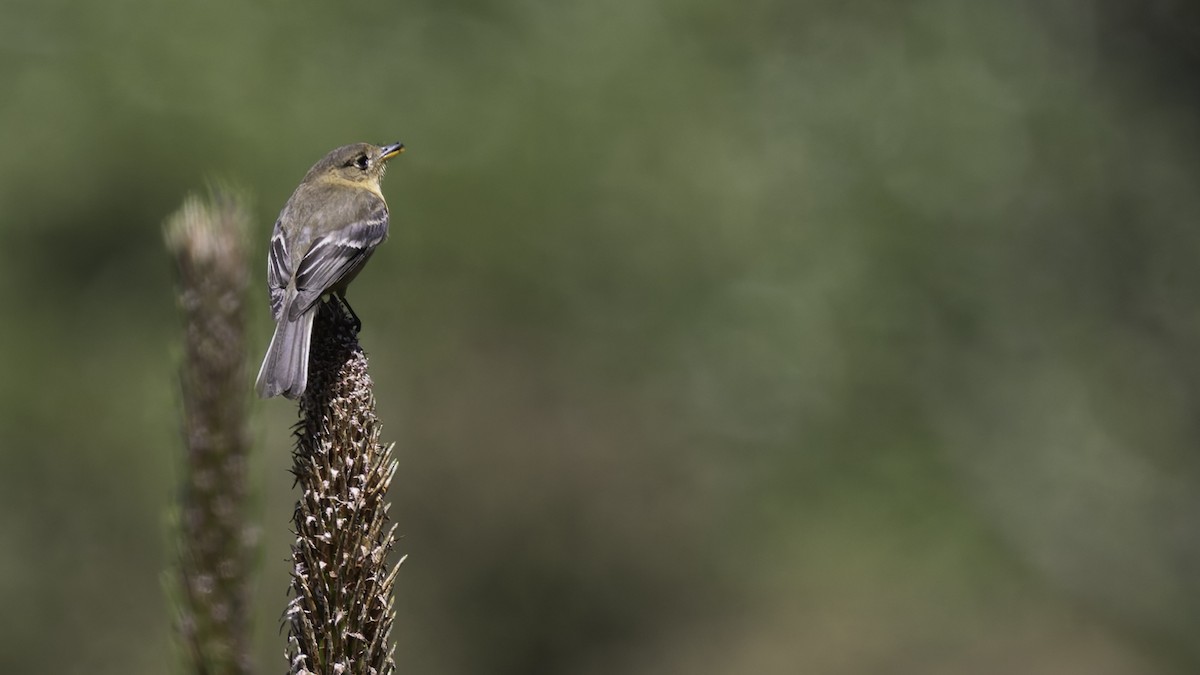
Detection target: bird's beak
<box><xmin>379</xmin><ymin>142</ymin><xmax>405</xmax><ymax>161</ymax></box>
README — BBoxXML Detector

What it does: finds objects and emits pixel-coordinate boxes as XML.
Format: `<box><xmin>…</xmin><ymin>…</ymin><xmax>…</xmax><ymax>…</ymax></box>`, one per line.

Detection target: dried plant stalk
<box><xmin>287</xmin><ymin>302</ymin><xmax>400</xmax><ymax>675</ymax></box>
<box><xmin>165</xmin><ymin>190</ymin><xmax>256</xmax><ymax>675</ymax></box>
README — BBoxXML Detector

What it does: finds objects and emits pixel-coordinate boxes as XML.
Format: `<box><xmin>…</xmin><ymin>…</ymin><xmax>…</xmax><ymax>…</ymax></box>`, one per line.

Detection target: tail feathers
<box><xmin>255</xmin><ymin>310</ymin><xmax>316</xmax><ymax>399</ymax></box>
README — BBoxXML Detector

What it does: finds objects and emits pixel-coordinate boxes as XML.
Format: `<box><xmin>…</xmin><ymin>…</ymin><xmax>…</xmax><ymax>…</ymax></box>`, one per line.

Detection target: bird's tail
<box><xmin>255</xmin><ymin>309</ymin><xmax>316</xmax><ymax>399</ymax></box>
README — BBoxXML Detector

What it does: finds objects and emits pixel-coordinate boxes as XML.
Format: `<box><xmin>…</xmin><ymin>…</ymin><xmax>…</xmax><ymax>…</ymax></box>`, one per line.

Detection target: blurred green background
<box><xmin>4</xmin><ymin>0</ymin><xmax>1200</xmax><ymax>672</ymax></box>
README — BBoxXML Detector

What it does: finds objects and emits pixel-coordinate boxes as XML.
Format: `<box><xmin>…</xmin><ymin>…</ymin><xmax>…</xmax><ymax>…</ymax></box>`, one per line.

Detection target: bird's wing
<box><xmin>287</xmin><ymin>200</ymin><xmax>389</xmax><ymax>320</ymax></box>
<box><xmin>267</xmin><ymin>218</ymin><xmax>290</xmax><ymax>322</ymax></box>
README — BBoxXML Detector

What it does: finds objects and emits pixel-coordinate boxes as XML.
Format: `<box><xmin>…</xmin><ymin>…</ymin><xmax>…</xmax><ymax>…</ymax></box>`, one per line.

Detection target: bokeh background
<box><xmin>3</xmin><ymin>0</ymin><xmax>1200</xmax><ymax>673</ymax></box>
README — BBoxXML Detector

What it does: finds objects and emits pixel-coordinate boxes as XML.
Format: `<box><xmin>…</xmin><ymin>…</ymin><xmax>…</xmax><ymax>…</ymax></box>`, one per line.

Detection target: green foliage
<box><xmin>2</xmin><ymin>1</ymin><xmax>1199</xmax><ymax>673</ymax></box>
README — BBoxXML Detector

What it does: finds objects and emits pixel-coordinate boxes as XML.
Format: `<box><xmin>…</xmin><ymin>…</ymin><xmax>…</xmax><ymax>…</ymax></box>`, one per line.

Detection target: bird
<box><xmin>255</xmin><ymin>141</ymin><xmax>405</xmax><ymax>399</ymax></box>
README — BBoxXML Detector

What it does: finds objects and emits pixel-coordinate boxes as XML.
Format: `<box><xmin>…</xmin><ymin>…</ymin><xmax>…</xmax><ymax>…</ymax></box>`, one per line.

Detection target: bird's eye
<box><xmin>354</xmin><ymin>155</ymin><xmax>369</xmax><ymax>170</ymax></box>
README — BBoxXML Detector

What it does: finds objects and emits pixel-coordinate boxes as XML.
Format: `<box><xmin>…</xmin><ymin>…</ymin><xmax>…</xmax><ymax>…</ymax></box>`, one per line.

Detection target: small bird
<box><xmin>256</xmin><ymin>141</ymin><xmax>405</xmax><ymax>399</ymax></box>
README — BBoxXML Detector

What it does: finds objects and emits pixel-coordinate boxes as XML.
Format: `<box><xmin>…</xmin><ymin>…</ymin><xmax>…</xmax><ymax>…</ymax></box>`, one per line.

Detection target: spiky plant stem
<box><xmin>165</xmin><ymin>190</ymin><xmax>256</xmax><ymax>675</ymax></box>
<box><xmin>287</xmin><ymin>302</ymin><xmax>400</xmax><ymax>675</ymax></box>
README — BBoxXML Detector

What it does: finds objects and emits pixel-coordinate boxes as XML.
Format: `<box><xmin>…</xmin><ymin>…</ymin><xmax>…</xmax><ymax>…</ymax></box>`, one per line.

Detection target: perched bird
<box><xmin>255</xmin><ymin>141</ymin><xmax>405</xmax><ymax>399</ymax></box>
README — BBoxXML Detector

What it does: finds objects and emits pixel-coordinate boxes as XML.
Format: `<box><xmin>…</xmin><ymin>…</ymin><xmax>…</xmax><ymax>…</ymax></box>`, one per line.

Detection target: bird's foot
<box><xmin>333</xmin><ymin>294</ymin><xmax>362</xmax><ymax>334</ymax></box>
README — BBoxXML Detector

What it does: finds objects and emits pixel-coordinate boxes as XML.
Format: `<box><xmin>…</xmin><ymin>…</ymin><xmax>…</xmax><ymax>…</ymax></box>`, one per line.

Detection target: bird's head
<box><xmin>306</xmin><ymin>142</ymin><xmax>405</xmax><ymax>188</ymax></box>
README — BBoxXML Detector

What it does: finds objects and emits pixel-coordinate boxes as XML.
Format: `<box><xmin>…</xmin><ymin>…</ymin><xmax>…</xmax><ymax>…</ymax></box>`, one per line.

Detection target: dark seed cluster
<box><xmin>287</xmin><ymin>304</ymin><xmax>400</xmax><ymax>675</ymax></box>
